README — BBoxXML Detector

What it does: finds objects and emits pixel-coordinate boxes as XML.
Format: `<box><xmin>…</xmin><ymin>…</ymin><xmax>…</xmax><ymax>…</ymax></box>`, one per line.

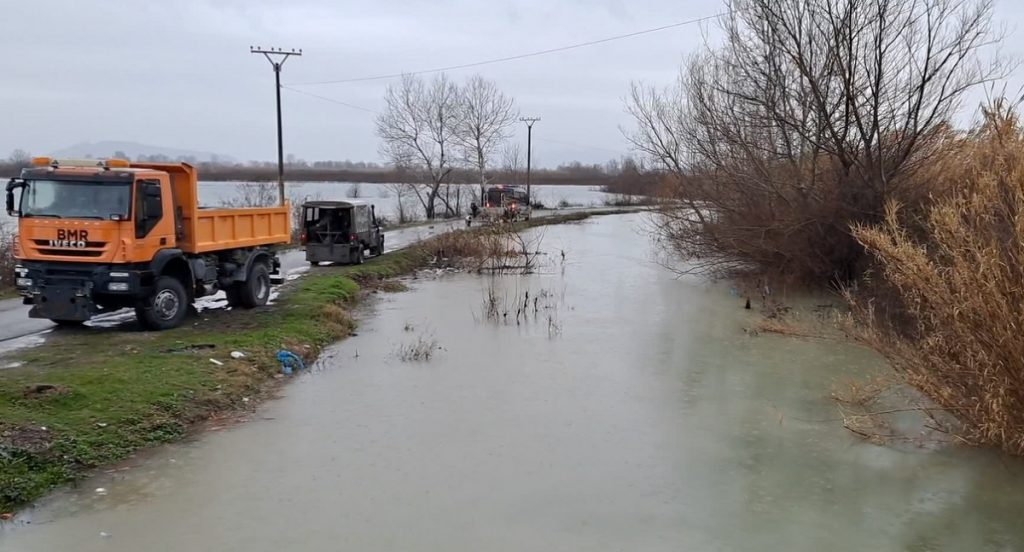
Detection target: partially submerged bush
<box><xmin>853</xmin><ymin>104</ymin><xmax>1024</xmax><ymax>454</ymax></box>
<box><xmin>424</xmin><ymin>224</ymin><xmax>543</xmax><ymax>273</ymax></box>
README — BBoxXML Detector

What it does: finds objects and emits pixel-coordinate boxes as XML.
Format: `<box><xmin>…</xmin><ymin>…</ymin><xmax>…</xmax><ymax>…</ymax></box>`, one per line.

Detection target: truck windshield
<box><xmin>21</xmin><ymin>179</ymin><xmax>131</xmax><ymax>220</ymax></box>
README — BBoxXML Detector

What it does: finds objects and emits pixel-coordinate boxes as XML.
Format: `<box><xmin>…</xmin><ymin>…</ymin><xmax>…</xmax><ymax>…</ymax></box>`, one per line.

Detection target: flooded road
<box><xmin>3</xmin><ymin>213</ymin><xmax>1024</xmax><ymax>551</ymax></box>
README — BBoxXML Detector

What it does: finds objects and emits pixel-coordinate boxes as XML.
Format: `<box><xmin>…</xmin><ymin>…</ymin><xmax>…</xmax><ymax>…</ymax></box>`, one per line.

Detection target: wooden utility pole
<box><xmin>520</xmin><ymin>117</ymin><xmax>540</xmax><ymax>206</ymax></box>
<box><xmin>251</xmin><ymin>46</ymin><xmax>302</xmax><ymax>205</ymax></box>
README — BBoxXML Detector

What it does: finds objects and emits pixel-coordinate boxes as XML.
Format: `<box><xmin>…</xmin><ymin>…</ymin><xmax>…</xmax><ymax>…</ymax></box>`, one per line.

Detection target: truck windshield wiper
<box><xmin>24</xmin><ymin>213</ymin><xmax>61</xmax><ymax>219</ymax></box>
<box><xmin>74</xmin><ymin>216</ymin><xmax>106</xmax><ymax>220</ymax></box>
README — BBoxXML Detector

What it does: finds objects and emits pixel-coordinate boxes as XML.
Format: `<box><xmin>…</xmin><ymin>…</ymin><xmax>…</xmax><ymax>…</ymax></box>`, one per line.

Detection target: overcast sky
<box><xmin>3</xmin><ymin>0</ymin><xmax>1023</xmax><ymax>167</ymax></box>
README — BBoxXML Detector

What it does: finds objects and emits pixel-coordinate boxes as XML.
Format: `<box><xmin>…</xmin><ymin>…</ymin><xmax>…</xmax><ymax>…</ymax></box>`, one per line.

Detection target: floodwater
<box><xmin>0</xmin><ymin>181</ymin><xmax>614</xmax><ymax>231</ymax></box>
<box><xmin>199</xmin><ymin>181</ymin><xmax>615</xmax><ymax>219</ymax></box>
<box><xmin>3</xmin><ymin>213</ymin><xmax>1023</xmax><ymax>551</ymax></box>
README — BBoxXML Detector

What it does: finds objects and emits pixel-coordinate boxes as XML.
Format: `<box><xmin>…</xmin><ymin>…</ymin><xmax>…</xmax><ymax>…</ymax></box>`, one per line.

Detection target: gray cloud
<box><xmin>2</xmin><ymin>0</ymin><xmax>1021</xmax><ymax>167</ymax></box>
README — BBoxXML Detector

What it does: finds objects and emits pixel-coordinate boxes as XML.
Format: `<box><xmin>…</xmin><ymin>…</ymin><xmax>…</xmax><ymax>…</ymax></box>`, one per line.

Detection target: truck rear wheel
<box><xmin>136</xmin><ymin>276</ymin><xmax>188</xmax><ymax>331</ymax></box>
<box><xmin>239</xmin><ymin>262</ymin><xmax>271</xmax><ymax>308</ymax></box>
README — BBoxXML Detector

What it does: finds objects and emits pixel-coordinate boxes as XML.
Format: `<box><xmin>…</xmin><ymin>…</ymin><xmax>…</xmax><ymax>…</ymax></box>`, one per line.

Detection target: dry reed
<box><xmin>852</xmin><ymin>103</ymin><xmax>1024</xmax><ymax>454</ymax></box>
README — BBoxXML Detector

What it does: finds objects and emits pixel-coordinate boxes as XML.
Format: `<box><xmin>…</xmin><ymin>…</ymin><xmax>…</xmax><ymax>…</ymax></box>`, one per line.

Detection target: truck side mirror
<box><xmin>5</xmin><ymin>179</ymin><xmax>24</xmax><ymax>216</ymax></box>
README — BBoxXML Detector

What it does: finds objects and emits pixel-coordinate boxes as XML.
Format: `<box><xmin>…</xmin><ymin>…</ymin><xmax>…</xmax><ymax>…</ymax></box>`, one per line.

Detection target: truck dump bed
<box><xmin>133</xmin><ymin>162</ymin><xmax>290</xmax><ymax>254</ymax></box>
<box><xmin>189</xmin><ymin>206</ymin><xmax>291</xmax><ymax>253</ymax></box>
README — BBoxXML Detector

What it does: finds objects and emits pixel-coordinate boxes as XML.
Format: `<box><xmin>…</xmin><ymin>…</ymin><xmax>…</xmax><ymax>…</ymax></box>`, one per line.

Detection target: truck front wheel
<box><xmin>239</xmin><ymin>262</ymin><xmax>271</xmax><ymax>308</ymax></box>
<box><xmin>136</xmin><ymin>276</ymin><xmax>189</xmax><ymax>331</ymax></box>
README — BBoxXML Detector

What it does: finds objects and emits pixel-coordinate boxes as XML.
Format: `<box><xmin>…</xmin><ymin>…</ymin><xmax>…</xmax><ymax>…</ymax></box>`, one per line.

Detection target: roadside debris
<box><xmin>209</xmin><ymin>359</ymin><xmax>224</xmax><ymax>366</ymax></box>
<box><xmin>277</xmin><ymin>350</ymin><xmax>306</xmax><ymax>375</ymax></box>
<box><xmin>230</xmin><ymin>351</ymin><xmax>246</xmax><ymax>359</ymax></box>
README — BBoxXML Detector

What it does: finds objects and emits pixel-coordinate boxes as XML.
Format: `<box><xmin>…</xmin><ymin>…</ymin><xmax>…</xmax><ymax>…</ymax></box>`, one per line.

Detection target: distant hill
<box><xmin>53</xmin><ymin>141</ymin><xmax>235</xmax><ymax>164</ymax></box>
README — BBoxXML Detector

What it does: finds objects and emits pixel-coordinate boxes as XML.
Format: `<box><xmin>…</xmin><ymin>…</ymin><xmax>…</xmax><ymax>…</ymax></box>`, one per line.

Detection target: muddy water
<box><xmin>3</xmin><ymin>213</ymin><xmax>1024</xmax><ymax>551</ymax></box>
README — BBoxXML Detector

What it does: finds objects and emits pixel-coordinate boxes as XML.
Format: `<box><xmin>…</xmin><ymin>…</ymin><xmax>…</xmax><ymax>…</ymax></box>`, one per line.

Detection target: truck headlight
<box><xmin>107</xmin><ymin>282</ymin><xmax>130</xmax><ymax>292</ymax></box>
<box><xmin>15</xmin><ymin>277</ymin><xmax>32</xmax><ymax>287</ymax></box>
<box><xmin>109</xmin><ymin>272</ymin><xmax>130</xmax><ymax>278</ymax></box>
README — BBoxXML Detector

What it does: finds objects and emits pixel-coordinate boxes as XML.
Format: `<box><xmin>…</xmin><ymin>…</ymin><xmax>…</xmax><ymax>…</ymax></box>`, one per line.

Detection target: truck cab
<box><xmin>480</xmin><ymin>185</ymin><xmax>531</xmax><ymax>222</ymax></box>
<box><xmin>6</xmin><ymin>157</ymin><xmax>291</xmax><ymax>330</ymax></box>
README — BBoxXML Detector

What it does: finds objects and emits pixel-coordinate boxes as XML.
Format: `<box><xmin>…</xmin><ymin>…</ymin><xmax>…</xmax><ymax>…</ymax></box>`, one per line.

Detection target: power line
<box><xmin>279</xmin><ymin>88</ymin><xmax>629</xmax><ymax>157</ymax></box>
<box><xmin>281</xmin><ymin>85</ymin><xmax>379</xmax><ymax>114</ymax></box>
<box><xmin>287</xmin><ymin>11</ymin><xmax>727</xmax><ymax>86</ymax></box>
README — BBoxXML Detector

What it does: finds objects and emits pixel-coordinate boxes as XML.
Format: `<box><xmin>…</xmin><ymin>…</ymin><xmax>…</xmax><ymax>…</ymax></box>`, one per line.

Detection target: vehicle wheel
<box><xmin>50</xmin><ymin>319</ymin><xmax>84</xmax><ymax>327</ymax></box>
<box><xmin>225</xmin><ymin>284</ymin><xmax>243</xmax><ymax>307</ymax></box>
<box><xmin>354</xmin><ymin>247</ymin><xmax>365</xmax><ymax>265</ymax></box>
<box><xmin>136</xmin><ymin>276</ymin><xmax>188</xmax><ymax>330</ymax></box>
<box><xmin>240</xmin><ymin>262</ymin><xmax>271</xmax><ymax>308</ymax></box>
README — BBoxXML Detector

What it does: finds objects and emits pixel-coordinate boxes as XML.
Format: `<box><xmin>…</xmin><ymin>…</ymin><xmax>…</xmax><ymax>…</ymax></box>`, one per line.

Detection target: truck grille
<box><xmin>31</xmin><ymin>240</ymin><xmax>108</xmax><ymax>258</ymax></box>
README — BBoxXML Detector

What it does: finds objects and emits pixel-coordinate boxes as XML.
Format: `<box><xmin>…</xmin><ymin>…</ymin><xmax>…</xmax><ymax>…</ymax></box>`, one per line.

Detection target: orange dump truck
<box><xmin>5</xmin><ymin>158</ymin><xmax>290</xmax><ymax>329</ymax></box>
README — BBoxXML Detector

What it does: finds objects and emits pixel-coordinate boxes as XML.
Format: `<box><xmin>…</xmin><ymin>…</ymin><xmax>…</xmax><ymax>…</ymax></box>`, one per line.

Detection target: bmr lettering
<box><xmin>49</xmin><ymin>228</ymin><xmax>89</xmax><ymax>248</ymax></box>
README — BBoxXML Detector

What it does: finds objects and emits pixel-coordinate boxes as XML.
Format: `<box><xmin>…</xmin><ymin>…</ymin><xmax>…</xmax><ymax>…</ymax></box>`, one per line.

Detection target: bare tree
<box><xmin>346</xmin><ymin>182</ymin><xmax>362</xmax><ymax>199</ymax></box>
<box><xmin>501</xmin><ymin>143</ymin><xmax>524</xmax><ymax>187</ymax></box>
<box><xmin>628</xmin><ymin>0</ymin><xmax>1007</xmax><ymax>281</ymax></box>
<box><xmin>457</xmin><ymin>75</ymin><xmax>518</xmax><ymax>201</ymax></box>
<box><xmin>7</xmin><ymin>149</ymin><xmax>31</xmax><ymax>166</ymax></box>
<box><xmin>377</xmin><ymin>73</ymin><xmax>463</xmax><ymax>219</ymax></box>
<box><xmin>386</xmin><ymin>182</ymin><xmax>419</xmax><ymax>223</ymax></box>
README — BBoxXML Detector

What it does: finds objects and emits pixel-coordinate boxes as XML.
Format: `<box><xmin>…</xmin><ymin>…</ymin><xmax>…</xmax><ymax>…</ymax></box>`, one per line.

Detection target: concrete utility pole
<box><xmin>250</xmin><ymin>46</ymin><xmax>302</xmax><ymax>205</ymax></box>
<box><xmin>520</xmin><ymin>117</ymin><xmax>540</xmax><ymax>206</ymax></box>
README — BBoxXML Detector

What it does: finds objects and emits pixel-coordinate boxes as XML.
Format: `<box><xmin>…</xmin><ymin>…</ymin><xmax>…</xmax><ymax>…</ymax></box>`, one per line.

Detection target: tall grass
<box><xmin>852</xmin><ymin>104</ymin><xmax>1024</xmax><ymax>454</ymax></box>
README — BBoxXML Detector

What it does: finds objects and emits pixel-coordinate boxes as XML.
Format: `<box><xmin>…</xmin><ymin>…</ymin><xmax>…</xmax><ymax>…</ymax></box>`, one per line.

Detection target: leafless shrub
<box><xmin>0</xmin><ymin>225</ymin><xmax>17</xmax><ymax>292</ymax></box>
<box><xmin>219</xmin><ymin>182</ymin><xmax>278</xmax><ymax>208</ymax></box>
<box><xmin>426</xmin><ymin>224</ymin><xmax>544</xmax><ymax>274</ymax></box>
<box><xmin>479</xmin><ymin>284</ymin><xmax>561</xmax><ymax>330</ymax></box>
<box><xmin>396</xmin><ymin>333</ymin><xmax>440</xmax><ymax>362</ymax></box>
<box><xmin>852</xmin><ymin>102</ymin><xmax>1024</xmax><ymax>454</ymax></box>
<box><xmin>628</xmin><ymin>0</ymin><xmax>1007</xmax><ymax>284</ymax></box>
<box><xmin>547</xmin><ymin>315</ymin><xmax>562</xmax><ymax>338</ymax></box>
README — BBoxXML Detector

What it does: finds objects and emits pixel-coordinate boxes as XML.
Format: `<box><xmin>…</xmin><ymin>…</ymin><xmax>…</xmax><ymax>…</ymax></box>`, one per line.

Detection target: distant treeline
<box><xmin>196</xmin><ymin>164</ymin><xmax>617</xmax><ymax>186</ymax></box>
<box><xmin>0</xmin><ymin>153</ymin><xmax>661</xmax><ymax>192</ymax></box>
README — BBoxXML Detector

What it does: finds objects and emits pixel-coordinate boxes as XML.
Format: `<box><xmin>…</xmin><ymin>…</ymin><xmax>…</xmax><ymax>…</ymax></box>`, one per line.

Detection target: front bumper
<box><xmin>16</xmin><ymin>262</ymin><xmax>150</xmax><ymax>321</ymax></box>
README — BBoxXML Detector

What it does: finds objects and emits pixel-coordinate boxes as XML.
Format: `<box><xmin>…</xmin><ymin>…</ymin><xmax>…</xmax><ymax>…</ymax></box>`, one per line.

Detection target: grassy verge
<box><xmin>0</xmin><ymin>209</ymin><xmax>628</xmax><ymax>512</ymax></box>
